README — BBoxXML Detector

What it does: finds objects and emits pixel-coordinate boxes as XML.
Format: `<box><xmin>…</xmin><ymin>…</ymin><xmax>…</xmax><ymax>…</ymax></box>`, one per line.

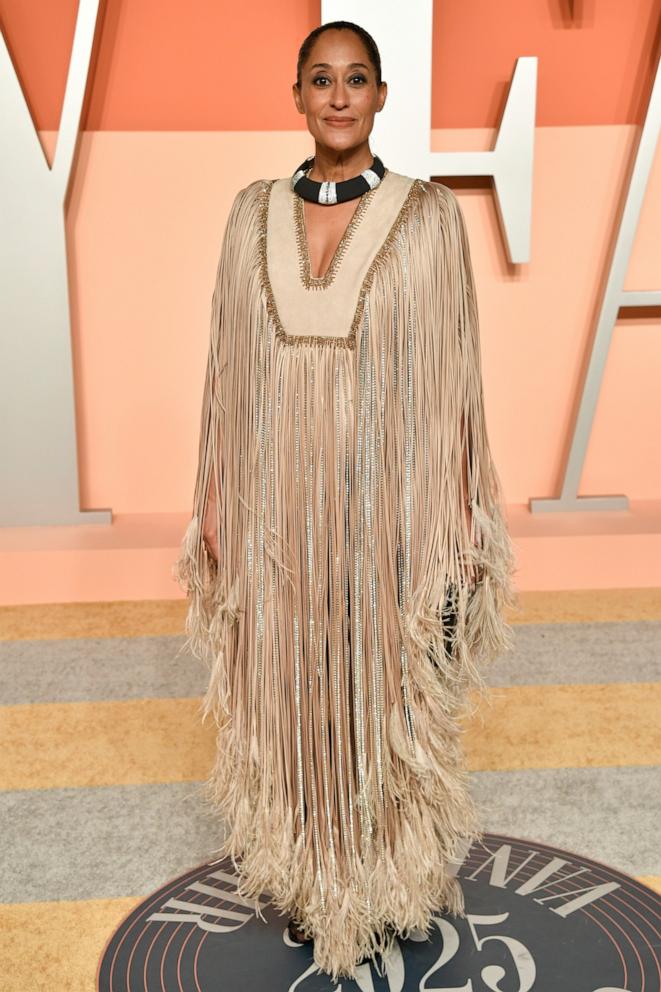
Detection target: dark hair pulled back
<box><xmin>295</xmin><ymin>20</ymin><xmax>382</xmax><ymax>88</ymax></box>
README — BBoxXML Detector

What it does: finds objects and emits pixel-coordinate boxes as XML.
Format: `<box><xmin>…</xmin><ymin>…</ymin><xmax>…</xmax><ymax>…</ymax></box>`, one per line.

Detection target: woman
<box><xmin>174</xmin><ymin>19</ymin><xmax>517</xmax><ymax>982</ymax></box>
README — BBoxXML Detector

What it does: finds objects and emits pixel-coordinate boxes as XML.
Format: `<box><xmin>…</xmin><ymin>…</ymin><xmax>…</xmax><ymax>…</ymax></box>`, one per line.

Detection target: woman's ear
<box><xmin>292</xmin><ymin>83</ymin><xmax>305</xmax><ymax>115</ymax></box>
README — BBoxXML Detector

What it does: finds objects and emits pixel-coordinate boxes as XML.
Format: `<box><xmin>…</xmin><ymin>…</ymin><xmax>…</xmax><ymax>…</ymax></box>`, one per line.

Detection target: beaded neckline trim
<box><xmin>257</xmin><ymin>176</ymin><xmax>425</xmax><ymax>350</ymax></box>
<box><xmin>293</xmin><ymin>170</ymin><xmax>385</xmax><ymax>290</ymax></box>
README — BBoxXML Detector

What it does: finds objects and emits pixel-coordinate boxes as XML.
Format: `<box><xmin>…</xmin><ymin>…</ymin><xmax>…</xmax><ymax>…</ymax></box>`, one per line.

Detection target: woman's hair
<box><xmin>295</xmin><ymin>20</ymin><xmax>382</xmax><ymax>88</ymax></box>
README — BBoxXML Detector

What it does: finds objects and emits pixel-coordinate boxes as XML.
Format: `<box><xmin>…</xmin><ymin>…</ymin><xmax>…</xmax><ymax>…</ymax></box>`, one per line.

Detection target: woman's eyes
<box><xmin>313</xmin><ymin>74</ymin><xmax>367</xmax><ymax>86</ymax></box>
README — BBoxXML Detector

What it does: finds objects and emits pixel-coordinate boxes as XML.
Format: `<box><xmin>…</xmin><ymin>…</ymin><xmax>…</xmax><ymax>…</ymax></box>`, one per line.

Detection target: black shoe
<box><xmin>287</xmin><ymin>917</ymin><xmax>311</xmax><ymax>944</ymax></box>
<box><xmin>356</xmin><ymin>925</ymin><xmax>396</xmax><ymax>967</ymax></box>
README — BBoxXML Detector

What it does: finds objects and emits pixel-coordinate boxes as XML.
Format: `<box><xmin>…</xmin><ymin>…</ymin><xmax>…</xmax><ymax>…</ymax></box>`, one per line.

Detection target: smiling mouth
<box><xmin>325</xmin><ymin>118</ymin><xmax>355</xmax><ymax>125</ymax></box>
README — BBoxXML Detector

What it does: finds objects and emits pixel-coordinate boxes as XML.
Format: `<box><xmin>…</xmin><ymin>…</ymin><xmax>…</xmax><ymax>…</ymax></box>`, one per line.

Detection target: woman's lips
<box><xmin>324</xmin><ymin>118</ymin><xmax>356</xmax><ymax>127</ymax></box>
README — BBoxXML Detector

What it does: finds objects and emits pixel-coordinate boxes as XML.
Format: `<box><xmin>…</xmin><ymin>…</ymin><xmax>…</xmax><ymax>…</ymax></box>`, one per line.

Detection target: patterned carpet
<box><xmin>1</xmin><ymin>589</ymin><xmax>659</xmax><ymax>991</ymax></box>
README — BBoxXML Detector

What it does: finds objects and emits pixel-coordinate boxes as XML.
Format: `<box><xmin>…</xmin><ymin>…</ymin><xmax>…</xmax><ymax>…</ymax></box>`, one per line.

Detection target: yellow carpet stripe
<box><xmin>1</xmin><ymin>697</ymin><xmax>207</xmax><ymax>790</ymax></box>
<box><xmin>0</xmin><ymin>897</ymin><xmax>140</xmax><ymax>992</ymax></box>
<box><xmin>464</xmin><ymin>681</ymin><xmax>661</xmax><ymax>771</ymax></box>
<box><xmin>2</xmin><ymin>587</ymin><xmax>661</xmax><ymax>641</ymax></box>
<box><xmin>0</xmin><ymin>599</ymin><xmax>188</xmax><ymax>641</ymax></box>
<box><xmin>2</xmin><ymin>683</ymin><xmax>659</xmax><ymax>790</ymax></box>
<box><xmin>508</xmin><ymin>587</ymin><xmax>661</xmax><ymax>624</ymax></box>
<box><xmin>637</xmin><ymin>875</ymin><xmax>661</xmax><ymax>893</ymax></box>
<box><xmin>1</xmin><ymin>876</ymin><xmax>660</xmax><ymax>992</ymax></box>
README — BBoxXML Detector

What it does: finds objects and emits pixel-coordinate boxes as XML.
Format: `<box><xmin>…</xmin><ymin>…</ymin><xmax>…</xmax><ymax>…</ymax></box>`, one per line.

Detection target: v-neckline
<box><xmin>293</xmin><ymin>177</ymin><xmax>384</xmax><ymax>289</ymax></box>
<box><xmin>261</xmin><ymin>172</ymin><xmax>423</xmax><ymax>350</ymax></box>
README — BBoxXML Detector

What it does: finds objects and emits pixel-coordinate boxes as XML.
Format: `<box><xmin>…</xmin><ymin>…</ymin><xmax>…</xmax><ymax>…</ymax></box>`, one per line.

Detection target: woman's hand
<box><xmin>463</xmin><ymin>497</ymin><xmax>473</xmax><ymax>536</ymax></box>
<box><xmin>202</xmin><ymin>478</ymin><xmax>220</xmax><ymax>564</ymax></box>
<box><xmin>203</xmin><ymin>528</ymin><xmax>219</xmax><ymax>564</ymax></box>
<box><xmin>461</xmin><ymin>441</ymin><xmax>473</xmax><ymax>537</ymax></box>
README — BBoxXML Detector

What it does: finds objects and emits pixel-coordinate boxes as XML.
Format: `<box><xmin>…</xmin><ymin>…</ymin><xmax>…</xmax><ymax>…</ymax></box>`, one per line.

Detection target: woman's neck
<box><xmin>308</xmin><ymin>146</ymin><xmax>374</xmax><ymax>182</ymax></box>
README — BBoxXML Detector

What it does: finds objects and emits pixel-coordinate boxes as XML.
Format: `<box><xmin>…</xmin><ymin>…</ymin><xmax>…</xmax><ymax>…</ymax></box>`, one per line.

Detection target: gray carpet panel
<box><xmin>1</xmin><ymin>621</ymin><xmax>660</xmax><ymax>706</ymax></box>
<box><xmin>0</xmin><ymin>781</ymin><xmax>226</xmax><ymax>904</ymax></box>
<box><xmin>486</xmin><ymin>620</ymin><xmax>661</xmax><ymax>687</ymax></box>
<box><xmin>0</xmin><ymin>635</ymin><xmax>207</xmax><ymax>706</ymax></box>
<box><xmin>1</xmin><ymin>767</ymin><xmax>658</xmax><ymax>905</ymax></box>
<box><xmin>471</xmin><ymin>765</ymin><xmax>660</xmax><ymax>876</ymax></box>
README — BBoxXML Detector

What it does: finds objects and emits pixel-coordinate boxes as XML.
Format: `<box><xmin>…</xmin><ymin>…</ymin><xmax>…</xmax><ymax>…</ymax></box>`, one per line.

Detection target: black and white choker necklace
<box><xmin>291</xmin><ymin>154</ymin><xmax>386</xmax><ymax>204</ymax></box>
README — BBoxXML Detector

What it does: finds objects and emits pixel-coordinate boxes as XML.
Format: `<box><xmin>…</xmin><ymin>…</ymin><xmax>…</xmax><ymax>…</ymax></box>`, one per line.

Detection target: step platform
<box><xmin>97</xmin><ymin>832</ymin><xmax>660</xmax><ymax>990</ymax></box>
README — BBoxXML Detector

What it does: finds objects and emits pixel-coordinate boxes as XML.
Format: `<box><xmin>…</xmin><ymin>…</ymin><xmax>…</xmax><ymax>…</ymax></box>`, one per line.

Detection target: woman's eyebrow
<box><xmin>309</xmin><ymin>62</ymin><xmax>369</xmax><ymax>70</ymax></box>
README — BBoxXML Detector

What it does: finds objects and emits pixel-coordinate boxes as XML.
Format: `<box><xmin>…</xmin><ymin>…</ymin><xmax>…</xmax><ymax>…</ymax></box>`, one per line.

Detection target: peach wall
<box><xmin>1</xmin><ymin>2</ymin><xmax>659</xmax><ymax>601</ymax></box>
<box><xmin>47</xmin><ymin>124</ymin><xmax>659</xmax><ymax>514</ymax></box>
<box><xmin>3</xmin><ymin>0</ymin><xmax>659</xmax><ymax>127</ymax></box>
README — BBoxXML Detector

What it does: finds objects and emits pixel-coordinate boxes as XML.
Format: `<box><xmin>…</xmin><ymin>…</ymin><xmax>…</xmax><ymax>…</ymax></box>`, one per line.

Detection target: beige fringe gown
<box><xmin>173</xmin><ymin>167</ymin><xmax>517</xmax><ymax>982</ymax></box>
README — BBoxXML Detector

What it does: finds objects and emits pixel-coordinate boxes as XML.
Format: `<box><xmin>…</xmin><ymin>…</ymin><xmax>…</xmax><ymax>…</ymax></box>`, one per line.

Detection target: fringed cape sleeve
<box><xmin>430</xmin><ymin>182</ymin><xmax>519</xmax><ymax>682</ymax></box>
<box><xmin>171</xmin><ymin>182</ymin><xmax>258</xmax><ymax>682</ymax></box>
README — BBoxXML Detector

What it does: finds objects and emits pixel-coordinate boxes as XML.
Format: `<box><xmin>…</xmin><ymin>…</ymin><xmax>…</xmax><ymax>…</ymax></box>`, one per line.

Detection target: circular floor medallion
<box><xmin>97</xmin><ymin>832</ymin><xmax>661</xmax><ymax>991</ymax></box>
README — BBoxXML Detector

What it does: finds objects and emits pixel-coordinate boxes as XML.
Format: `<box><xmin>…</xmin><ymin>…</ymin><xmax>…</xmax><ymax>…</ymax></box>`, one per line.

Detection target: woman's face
<box><xmin>293</xmin><ymin>29</ymin><xmax>387</xmax><ymax>157</ymax></box>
